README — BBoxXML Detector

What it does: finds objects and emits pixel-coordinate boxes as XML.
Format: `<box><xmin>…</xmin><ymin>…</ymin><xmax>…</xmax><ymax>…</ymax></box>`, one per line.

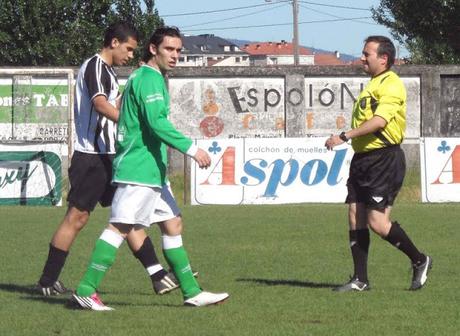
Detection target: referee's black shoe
<box><xmin>409</xmin><ymin>255</ymin><xmax>433</xmax><ymax>290</ymax></box>
<box><xmin>333</xmin><ymin>277</ymin><xmax>370</xmax><ymax>292</ymax></box>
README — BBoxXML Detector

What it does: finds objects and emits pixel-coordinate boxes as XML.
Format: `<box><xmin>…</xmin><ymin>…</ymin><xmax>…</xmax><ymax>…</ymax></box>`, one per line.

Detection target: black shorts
<box><xmin>345</xmin><ymin>145</ymin><xmax>405</xmax><ymax>210</ymax></box>
<box><xmin>67</xmin><ymin>151</ymin><xmax>116</xmax><ymax>212</ymax></box>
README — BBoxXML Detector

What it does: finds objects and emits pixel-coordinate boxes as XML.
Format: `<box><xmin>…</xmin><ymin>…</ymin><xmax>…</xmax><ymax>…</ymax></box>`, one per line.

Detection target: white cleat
<box><xmin>71</xmin><ymin>293</ymin><xmax>114</xmax><ymax>311</ymax></box>
<box><xmin>184</xmin><ymin>291</ymin><xmax>229</xmax><ymax>307</ymax></box>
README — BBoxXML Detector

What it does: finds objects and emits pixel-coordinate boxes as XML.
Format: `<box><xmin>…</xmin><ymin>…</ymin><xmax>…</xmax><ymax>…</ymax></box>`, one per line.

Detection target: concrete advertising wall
<box><xmin>2</xmin><ymin>65</ymin><xmax>457</xmax><ymax>147</ymax></box>
<box><xmin>0</xmin><ymin>64</ymin><xmax>459</xmax><ymax>177</ymax></box>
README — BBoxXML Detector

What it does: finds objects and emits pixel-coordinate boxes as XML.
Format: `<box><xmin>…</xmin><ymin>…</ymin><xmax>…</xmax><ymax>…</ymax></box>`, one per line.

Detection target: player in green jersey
<box><xmin>70</xmin><ymin>27</ymin><xmax>229</xmax><ymax>310</ymax></box>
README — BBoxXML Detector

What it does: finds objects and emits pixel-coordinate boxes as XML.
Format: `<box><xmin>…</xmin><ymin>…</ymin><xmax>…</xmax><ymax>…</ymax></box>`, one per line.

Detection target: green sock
<box><xmin>163</xmin><ymin>244</ymin><xmax>201</xmax><ymax>299</ymax></box>
<box><xmin>76</xmin><ymin>238</ymin><xmax>118</xmax><ymax>296</ymax></box>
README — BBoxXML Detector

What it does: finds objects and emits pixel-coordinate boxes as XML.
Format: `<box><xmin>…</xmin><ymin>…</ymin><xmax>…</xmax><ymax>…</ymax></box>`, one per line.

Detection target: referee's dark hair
<box><xmin>103</xmin><ymin>21</ymin><xmax>140</xmax><ymax>47</ymax></box>
<box><xmin>364</xmin><ymin>35</ymin><xmax>396</xmax><ymax>68</ymax></box>
<box><xmin>142</xmin><ymin>26</ymin><xmax>182</xmax><ymax>63</ymax></box>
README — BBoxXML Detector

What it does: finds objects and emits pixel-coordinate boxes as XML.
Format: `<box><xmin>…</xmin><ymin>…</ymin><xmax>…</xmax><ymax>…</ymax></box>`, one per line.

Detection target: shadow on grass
<box><xmin>63</xmin><ymin>300</ymin><xmax>181</xmax><ymax>310</ymax></box>
<box><xmin>0</xmin><ymin>283</ymin><xmax>184</xmax><ymax>308</ymax></box>
<box><xmin>0</xmin><ymin>283</ymin><xmax>43</xmax><ymax>295</ymax></box>
<box><xmin>236</xmin><ymin>278</ymin><xmax>339</xmax><ymax>289</ymax></box>
<box><xmin>0</xmin><ymin>283</ymin><xmax>70</xmax><ymax>305</ymax></box>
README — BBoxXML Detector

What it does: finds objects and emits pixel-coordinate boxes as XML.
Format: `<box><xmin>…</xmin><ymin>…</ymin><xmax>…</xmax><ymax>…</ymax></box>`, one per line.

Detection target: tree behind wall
<box><xmin>371</xmin><ymin>0</ymin><xmax>460</xmax><ymax>64</ymax></box>
<box><xmin>0</xmin><ymin>0</ymin><xmax>163</xmax><ymax>66</ymax></box>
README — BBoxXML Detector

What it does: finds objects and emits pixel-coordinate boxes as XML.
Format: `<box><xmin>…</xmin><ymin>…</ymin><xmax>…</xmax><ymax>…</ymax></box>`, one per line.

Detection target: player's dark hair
<box><xmin>142</xmin><ymin>26</ymin><xmax>182</xmax><ymax>63</ymax></box>
<box><xmin>364</xmin><ymin>35</ymin><xmax>396</xmax><ymax>68</ymax></box>
<box><xmin>103</xmin><ymin>21</ymin><xmax>139</xmax><ymax>47</ymax></box>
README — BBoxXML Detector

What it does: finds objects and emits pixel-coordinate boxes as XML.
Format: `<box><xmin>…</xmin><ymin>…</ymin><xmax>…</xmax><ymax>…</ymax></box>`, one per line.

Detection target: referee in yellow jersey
<box><xmin>325</xmin><ymin>36</ymin><xmax>432</xmax><ymax>292</ymax></box>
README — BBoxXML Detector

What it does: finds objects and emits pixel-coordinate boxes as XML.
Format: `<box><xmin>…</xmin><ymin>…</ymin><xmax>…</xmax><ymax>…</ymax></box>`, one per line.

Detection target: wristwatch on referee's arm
<box><xmin>339</xmin><ymin>131</ymin><xmax>349</xmax><ymax>143</ymax></box>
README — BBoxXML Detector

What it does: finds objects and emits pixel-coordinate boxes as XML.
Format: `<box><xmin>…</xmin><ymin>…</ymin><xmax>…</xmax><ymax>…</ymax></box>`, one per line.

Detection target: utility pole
<box><xmin>265</xmin><ymin>0</ymin><xmax>300</xmax><ymax>65</ymax></box>
<box><xmin>292</xmin><ymin>0</ymin><xmax>299</xmax><ymax>65</ymax></box>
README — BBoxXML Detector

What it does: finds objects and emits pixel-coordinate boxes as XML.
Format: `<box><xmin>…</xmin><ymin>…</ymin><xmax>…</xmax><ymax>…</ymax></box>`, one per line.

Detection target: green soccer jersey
<box><xmin>351</xmin><ymin>70</ymin><xmax>406</xmax><ymax>153</ymax></box>
<box><xmin>113</xmin><ymin>65</ymin><xmax>193</xmax><ymax>187</ymax></box>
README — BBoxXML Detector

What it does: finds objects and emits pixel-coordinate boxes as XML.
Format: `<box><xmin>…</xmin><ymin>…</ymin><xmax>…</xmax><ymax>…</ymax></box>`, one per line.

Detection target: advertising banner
<box><xmin>0</xmin><ymin>143</ymin><xmax>64</xmax><ymax>205</ymax></box>
<box><xmin>420</xmin><ymin>137</ymin><xmax>460</xmax><ymax>202</ymax></box>
<box><xmin>0</xmin><ymin>78</ymin><xmax>69</xmax><ymax>142</ymax></box>
<box><xmin>191</xmin><ymin>137</ymin><xmax>353</xmax><ymax>205</ymax></box>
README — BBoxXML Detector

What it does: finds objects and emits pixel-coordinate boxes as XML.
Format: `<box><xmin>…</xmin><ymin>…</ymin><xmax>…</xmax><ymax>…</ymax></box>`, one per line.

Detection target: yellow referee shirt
<box><xmin>351</xmin><ymin>70</ymin><xmax>406</xmax><ymax>153</ymax></box>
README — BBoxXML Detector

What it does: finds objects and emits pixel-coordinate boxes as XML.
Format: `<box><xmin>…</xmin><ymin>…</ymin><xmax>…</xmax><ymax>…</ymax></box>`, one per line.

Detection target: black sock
<box><xmin>350</xmin><ymin>229</ymin><xmax>370</xmax><ymax>283</ymax></box>
<box><xmin>385</xmin><ymin>221</ymin><xmax>425</xmax><ymax>265</ymax></box>
<box><xmin>39</xmin><ymin>244</ymin><xmax>68</xmax><ymax>287</ymax></box>
<box><xmin>133</xmin><ymin>237</ymin><xmax>166</xmax><ymax>281</ymax></box>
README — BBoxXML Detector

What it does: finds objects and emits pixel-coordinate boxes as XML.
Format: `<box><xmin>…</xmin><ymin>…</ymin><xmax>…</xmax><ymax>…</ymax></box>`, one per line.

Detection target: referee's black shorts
<box><xmin>67</xmin><ymin>151</ymin><xmax>116</xmax><ymax>212</ymax></box>
<box><xmin>345</xmin><ymin>145</ymin><xmax>405</xmax><ymax>210</ymax></box>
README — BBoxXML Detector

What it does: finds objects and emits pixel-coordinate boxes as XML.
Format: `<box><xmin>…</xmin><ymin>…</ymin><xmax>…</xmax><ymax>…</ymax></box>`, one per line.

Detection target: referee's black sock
<box><xmin>133</xmin><ymin>237</ymin><xmax>167</xmax><ymax>281</ymax></box>
<box><xmin>349</xmin><ymin>229</ymin><xmax>370</xmax><ymax>283</ymax></box>
<box><xmin>38</xmin><ymin>243</ymin><xmax>68</xmax><ymax>287</ymax></box>
<box><xmin>384</xmin><ymin>221</ymin><xmax>425</xmax><ymax>265</ymax></box>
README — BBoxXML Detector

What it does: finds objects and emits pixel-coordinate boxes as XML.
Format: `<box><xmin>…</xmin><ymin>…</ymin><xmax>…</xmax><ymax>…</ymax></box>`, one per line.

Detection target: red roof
<box><xmin>314</xmin><ymin>53</ymin><xmax>347</xmax><ymax>65</ymax></box>
<box><xmin>242</xmin><ymin>41</ymin><xmax>313</xmax><ymax>56</ymax></box>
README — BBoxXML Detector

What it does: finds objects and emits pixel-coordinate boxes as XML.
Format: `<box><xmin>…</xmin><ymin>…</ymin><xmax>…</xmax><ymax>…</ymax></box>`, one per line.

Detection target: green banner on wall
<box><xmin>0</xmin><ymin>148</ymin><xmax>62</xmax><ymax>206</ymax></box>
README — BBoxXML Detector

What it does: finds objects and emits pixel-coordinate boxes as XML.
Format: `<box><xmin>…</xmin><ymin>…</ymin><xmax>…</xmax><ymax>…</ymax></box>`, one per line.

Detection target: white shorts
<box><xmin>110</xmin><ymin>183</ymin><xmax>180</xmax><ymax>227</ymax></box>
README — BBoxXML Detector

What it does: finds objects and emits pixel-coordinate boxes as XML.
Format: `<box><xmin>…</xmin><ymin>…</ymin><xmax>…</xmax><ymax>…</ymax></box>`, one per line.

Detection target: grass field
<box><xmin>0</xmin><ymin>173</ymin><xmax>459</xmax><ymax>335</ymax></box>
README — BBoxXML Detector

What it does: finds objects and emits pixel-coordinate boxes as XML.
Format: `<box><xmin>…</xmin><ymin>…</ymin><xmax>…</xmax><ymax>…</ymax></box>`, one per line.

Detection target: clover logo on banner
<box><xmin>437</xmin><ymin>140</ymin><xmax>451</xmax><ymax>154</ymax></box>
<box><xmin>208</xmin><ymin>141</ymin><xmax>221</xmax><ymax>155</ymax></box>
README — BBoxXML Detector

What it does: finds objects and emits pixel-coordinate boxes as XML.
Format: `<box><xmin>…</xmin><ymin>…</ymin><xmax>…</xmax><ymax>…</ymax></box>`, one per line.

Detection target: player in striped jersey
<box><xmin>37</xmin><ymin>22</ymin><xmax>179</xmax><ymax>298</ymax></box>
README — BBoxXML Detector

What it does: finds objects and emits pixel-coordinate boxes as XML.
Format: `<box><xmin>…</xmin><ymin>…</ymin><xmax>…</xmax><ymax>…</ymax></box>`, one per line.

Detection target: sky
<box><xmin>154</xmin><ymin>0</ymin><xmax>408</xmax><ymax>59</ymax></box>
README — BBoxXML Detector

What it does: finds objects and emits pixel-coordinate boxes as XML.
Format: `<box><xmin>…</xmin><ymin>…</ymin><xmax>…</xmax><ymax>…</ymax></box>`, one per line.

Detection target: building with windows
<box><xmin>178</xmin><ymin>34</ymin><xmax>250</xmax><ymax>67</ymax></box>
<box><xmin>179</xmin><ymin>35</ymin><xmax>353</xmax><ymax>66</ymax></box>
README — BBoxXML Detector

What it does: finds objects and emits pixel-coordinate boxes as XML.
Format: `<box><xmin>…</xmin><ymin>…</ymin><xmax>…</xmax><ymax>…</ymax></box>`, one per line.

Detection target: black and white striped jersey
<box><xmin>74</xmin><ymin>54</ymin><xmax>119</xmax><ymax>154</ymax></box>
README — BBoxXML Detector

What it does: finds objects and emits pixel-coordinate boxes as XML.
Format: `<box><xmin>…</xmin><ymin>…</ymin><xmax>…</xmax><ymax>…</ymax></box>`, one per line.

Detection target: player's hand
<box><xmin>325</xmin><ymin>135</ymin><xmax>344</xmax><ymax>150</ymax></box>
<box><xmin>193</xmin><ymin>148</ymin><xmax>211</xmax><ymax>169</ymax></box>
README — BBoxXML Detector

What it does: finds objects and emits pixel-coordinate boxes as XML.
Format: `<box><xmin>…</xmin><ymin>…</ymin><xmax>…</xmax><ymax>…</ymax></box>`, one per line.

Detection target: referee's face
<box><xmin>361</xmin><ymin>41</ymin><xmax>388</xmax><ymax>77</ymax></box>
